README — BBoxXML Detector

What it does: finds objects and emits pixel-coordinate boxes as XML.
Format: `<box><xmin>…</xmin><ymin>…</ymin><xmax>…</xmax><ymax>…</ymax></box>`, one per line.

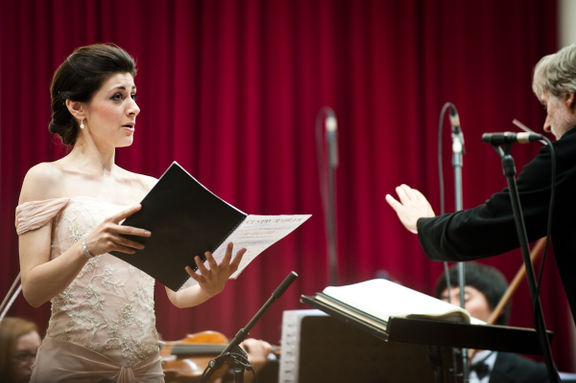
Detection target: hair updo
<box><xmin>49</xmin><ymin>43</ymin><xmax>137</xmax><ymax>145</ymax></box>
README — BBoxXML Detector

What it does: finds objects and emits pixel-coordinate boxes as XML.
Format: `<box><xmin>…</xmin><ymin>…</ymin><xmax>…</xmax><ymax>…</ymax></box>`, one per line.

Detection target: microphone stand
<box><xmin>316</xmin><ymin>107</ymin><xmax>339</xmax><ymax>285</ymax></box>
<box><xmin>491</xmin><ymin>144</ymin><xmax>559</xmax><ymax>383</ymax></box>
<box><xmin>447</xmin><ymin>104</ymin><xmax>468</xmax><ymax>383</ymax></box>
<box><xmin>201</xmin><ymin>271</ymin><xmax>299</xmax><ymax>383</ymax></box>
<box><xmin>452</xmin><ymin>138</ymin><xmax>466</xmax><ymax>314</ymax></box>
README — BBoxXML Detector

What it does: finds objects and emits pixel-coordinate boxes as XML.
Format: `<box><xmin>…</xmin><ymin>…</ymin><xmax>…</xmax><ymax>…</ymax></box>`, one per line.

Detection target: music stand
<box><xmin>301</xmin><ymin>294</ymin><xmax>552</xmax><ymax>382</ymax></box>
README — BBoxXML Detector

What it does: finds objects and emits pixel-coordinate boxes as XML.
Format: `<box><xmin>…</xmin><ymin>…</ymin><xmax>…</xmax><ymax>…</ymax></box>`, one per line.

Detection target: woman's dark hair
<box><xmin>435</xmin><ymin>262</ymin><xmax>511</xmax><ymax>325</ymax></box>
<box><xmin>49</xmin><ymin>43</ymin><xmax>137</xmax><ymax>145</ymax></box>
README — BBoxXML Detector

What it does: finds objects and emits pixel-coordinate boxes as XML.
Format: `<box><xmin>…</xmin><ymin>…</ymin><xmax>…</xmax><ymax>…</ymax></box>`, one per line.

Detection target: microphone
<box><xmin>271</xmin><ymin>271</ymin><xmax>299</xmax><ymax>299</ymax></box>
<box><xmin>201</xmin><ymin>270</ymin><xmax>299</xmax><ymax>382</ymax></box>
<box><xmin>449</xmin><ymin>105</ymin><xmax>464</xmax><ymax>154</ymax></box>
<box><xmin>482</xmin><ymin>132</ymin><xmax>544</xmax><ymax>145</ymax></box>
<box><xmin>325</xmin><ymin>110</ymin><xmax>339</xmax><ymax>167</ymax></box>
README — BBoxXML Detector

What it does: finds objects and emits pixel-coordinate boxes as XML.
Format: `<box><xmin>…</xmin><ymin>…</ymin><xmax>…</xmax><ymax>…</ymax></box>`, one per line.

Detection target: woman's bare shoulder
<box><xmin>19</xmin><ymin>162</ymin><xmax>65</xmax><ymax>203</ymax></box>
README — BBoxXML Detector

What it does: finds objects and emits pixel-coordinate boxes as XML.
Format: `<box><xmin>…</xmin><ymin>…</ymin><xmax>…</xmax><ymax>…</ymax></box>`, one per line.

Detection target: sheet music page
<box><xmin>278</xmin><ymin>309</ymin><xmax>327</xmax><ymax>383</ymax></box>
<box><xmin>181</xmin><ymin>214</ymin><xmax>311</xmax><ymax>288</ymax></box>
<box><xmin>320</xmin><ymin>278</ymin><xmax>478</xmax><ymax>324</ymax></box>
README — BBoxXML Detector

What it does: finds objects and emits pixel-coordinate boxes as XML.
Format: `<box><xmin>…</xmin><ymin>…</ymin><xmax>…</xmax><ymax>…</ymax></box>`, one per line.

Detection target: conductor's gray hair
<box><xmin>532</xmin><ymin>43</ymin><xmax>576</xmax><ymax>100</ymax></box>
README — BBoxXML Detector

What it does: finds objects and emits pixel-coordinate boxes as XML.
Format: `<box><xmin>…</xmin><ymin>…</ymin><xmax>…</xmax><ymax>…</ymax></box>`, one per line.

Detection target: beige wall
<box><xmin>559</xmin><ymin>0</ymin><xmax>576</xmax><ymax>47</ymax></box>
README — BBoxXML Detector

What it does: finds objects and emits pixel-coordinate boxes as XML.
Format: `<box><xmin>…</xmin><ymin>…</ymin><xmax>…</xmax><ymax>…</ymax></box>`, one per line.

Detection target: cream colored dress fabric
<box><xmin>16</xmin><ymin>197</ymin><xmax>164</xmax><ymax>383</ymax></box>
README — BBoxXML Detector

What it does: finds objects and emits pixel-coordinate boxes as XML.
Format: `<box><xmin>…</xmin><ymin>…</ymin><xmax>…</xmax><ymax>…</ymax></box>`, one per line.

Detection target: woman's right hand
<box><xmin>19</xmin><ymin>204</ymin><xmax>152</xmax><ymax>307</ymax></box>
<box><xmin>83</xmin><ymin>204</ymin><xmax>151</xmax><ymax>257</ymax></box>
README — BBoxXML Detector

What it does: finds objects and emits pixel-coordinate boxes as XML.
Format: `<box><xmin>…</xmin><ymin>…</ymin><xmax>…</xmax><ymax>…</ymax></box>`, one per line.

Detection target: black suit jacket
<box><xmin>417</xmin><ymin>127</ymin><xmax>576</xmax><ymax>322</ymax></box>
<box><xmin>489</xmin><ymin>352</ymin><xmax>548</xmax><ymax>383</ymax></box>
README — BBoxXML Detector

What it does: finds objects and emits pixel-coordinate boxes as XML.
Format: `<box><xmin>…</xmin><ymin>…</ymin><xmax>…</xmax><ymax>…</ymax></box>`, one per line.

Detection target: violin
<box><xmin>160</xmin><ymin>330</ymin><xmax>229</xmax><ymax>382</ymax></box>
<box><xmin>160</xmin><ymin>330</ymin><xmax>280</xmax><ymax>383</ymax></box>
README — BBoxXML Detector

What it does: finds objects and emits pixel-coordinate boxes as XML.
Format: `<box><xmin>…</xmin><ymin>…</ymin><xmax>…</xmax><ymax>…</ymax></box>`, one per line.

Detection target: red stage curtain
<box><xmin>1</xmin><ymin>0</ymin><xmax>572</xmax><ymax>371</ymax></box>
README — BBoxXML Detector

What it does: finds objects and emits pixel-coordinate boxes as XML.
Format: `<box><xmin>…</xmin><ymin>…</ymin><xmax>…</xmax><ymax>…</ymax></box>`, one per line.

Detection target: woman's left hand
<box><xmin>185</xmin><ymin>242</ymin><xmax>246</xmax><ymax>297</ymax></box>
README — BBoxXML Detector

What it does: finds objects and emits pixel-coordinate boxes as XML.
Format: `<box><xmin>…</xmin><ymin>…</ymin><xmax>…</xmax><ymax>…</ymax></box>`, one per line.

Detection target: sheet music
<box><xmin>319</xmin><ymin>278</ymin><xmax>484</xmax><ymax>325</ymax></box>
<box><xmin>181</xmin><ymin>214</ymin><xmax>311</xmax><ymax>288</ymax></box>
<box><xmin>278</xmin><ymin>309</ymin><xmax>327</xmax><ymax>383</ymax></box>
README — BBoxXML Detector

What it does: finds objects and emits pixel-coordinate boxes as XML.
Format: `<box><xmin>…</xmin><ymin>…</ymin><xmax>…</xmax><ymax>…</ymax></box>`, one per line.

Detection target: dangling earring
<box><xmin>80</xmin><ymin>120</ymin><xmax>85</xmax><ymax>129</ymax></box>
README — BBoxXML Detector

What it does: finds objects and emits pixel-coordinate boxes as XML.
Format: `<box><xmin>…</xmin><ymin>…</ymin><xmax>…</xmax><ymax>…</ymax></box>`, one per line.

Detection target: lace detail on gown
<box><xmin>16</xmin><ymin>197</ymin><xmax>159</xmax><ymax>369</ymax></box>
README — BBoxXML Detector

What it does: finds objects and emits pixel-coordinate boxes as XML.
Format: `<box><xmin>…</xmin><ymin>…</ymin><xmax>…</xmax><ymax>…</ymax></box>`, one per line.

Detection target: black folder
<box><xmin>111</xmin><ymin>162</ymin><xmax>247</xmax><ymax>290</ymax></box>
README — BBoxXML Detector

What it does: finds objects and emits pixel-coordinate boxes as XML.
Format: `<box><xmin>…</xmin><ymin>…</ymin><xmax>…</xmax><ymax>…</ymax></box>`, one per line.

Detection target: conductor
<box><xmin>385</xmin><ymin>43</ymin><xmax>576</xmax><ymax>325</ymax></box>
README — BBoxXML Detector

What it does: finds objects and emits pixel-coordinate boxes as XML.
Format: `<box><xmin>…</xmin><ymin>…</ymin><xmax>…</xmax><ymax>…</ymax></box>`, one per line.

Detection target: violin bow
<box><xmin>486</xmin><ymin>237</ymin><xmax>547</xmax><ymax>325</ymax></box>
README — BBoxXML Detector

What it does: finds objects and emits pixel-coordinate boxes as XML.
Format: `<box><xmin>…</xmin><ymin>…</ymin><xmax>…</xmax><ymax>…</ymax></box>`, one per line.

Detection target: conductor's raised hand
<box><xmin>83</xmin><ymin>204</ymin><xmax>151</xmax><ymax>257</ymax></box>
<box><xmin>385</xmin><ymin>184</ymin><xmax>436</xmax><ymax>234</ymax></box>
<box><xmin>185</xmin><ymin>242</ymin><xmax>246</xmax><ymax>297</ymax></box>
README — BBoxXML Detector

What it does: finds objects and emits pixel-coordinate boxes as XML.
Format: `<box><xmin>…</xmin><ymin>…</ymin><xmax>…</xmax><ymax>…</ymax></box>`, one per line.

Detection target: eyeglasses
<box><xmin>13</xmin><ymin>351</ymin><xmax>37</xmax><ymax>363</ymax></box>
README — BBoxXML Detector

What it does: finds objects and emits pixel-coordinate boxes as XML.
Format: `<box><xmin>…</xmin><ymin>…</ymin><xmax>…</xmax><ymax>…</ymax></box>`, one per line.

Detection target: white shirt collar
<box><xmin>468</xmin><ymin>350</ymin><xmax>498</xmax><ymax>383</ymax></box>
